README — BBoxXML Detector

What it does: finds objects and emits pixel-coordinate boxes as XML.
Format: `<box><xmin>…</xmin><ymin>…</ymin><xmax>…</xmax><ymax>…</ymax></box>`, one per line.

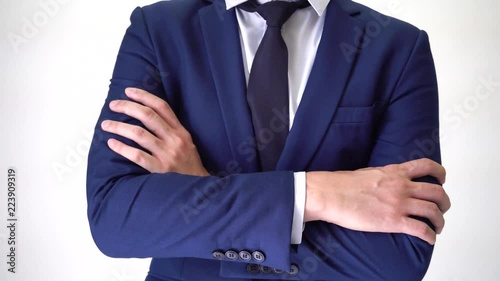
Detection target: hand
<box><xmin>101</xmin><ymin>88</ymin><xmax>209</xmax><ymax>176</ymax></box>
<box><xmin>305</xmin><ymin>158</ymin><xmax>451</xmax><ymax>245</ymax></box>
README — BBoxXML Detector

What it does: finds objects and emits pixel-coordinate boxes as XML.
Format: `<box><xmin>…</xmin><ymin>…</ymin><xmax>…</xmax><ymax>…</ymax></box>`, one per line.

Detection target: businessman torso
<box><xmin>90</xmin><ymin>0</ymin><xmax>441</xmax><ymax>280</ymax></box>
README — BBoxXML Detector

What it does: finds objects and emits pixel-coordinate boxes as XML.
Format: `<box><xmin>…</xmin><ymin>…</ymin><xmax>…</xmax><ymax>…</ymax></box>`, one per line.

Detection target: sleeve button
<box><xmin>239</xmin><ymin>250</ymin><xmax>252</xmax><ymax>261</ymax></box>
<box><xmin>252</xmin><ymin>250</ymin><xmax>265</xmax><ymax>263</ymax></box>
<box><xmin>287</xmin><ymin>264</ymin><xmax>299</xmax><ymax>276</ymax></box>
<box><xmin>273</xmin><ymin>268</ymin><xmax>284</xmax><ymax>274</ymax></box>
<box><xmin>259</xmin><ymin>265</ymin><xmax>273</xmax><ymax>274</ymax></box>
<box><xmin>212</xmin><ymin>250</ymin><xmax>225</xmax><ymax>260</ymax></box>
<box><xmin>247</xmin><ymin>264</ymin><xmax>260</xmax><ymax>274</ymax></box>
<box><xmin>225</xmin><ymin>250</ymin><xmax>238</xmax><ymax>260</ymax></box>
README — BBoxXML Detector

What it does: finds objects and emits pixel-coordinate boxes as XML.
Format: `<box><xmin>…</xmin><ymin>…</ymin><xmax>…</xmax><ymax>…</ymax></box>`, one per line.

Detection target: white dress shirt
<box><xmin>225</xmin><ymin>0</ymin><xmax>330</xmax><ymax>244</ymax></box>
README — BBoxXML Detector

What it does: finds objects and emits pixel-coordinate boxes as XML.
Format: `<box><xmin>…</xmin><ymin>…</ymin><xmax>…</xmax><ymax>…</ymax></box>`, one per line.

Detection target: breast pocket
<box><xmin>310</xmin><ymin>105</ymin><xmax>376</xmax><ymax>171</ymax></box>
<box><xmin>331</xmin><ymin>104</ymin><xmax>375</xmax><ymax>124</ymax></box>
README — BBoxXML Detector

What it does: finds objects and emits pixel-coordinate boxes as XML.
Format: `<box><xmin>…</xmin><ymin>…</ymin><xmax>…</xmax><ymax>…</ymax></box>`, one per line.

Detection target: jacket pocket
<box><xmin>331</xmin><ymin>104</ymin><xmax>375</xmax><ymax>124</ymax></box>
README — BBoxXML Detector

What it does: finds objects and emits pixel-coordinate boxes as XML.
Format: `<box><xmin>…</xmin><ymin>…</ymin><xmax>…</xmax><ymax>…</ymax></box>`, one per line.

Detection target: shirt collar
<box><xmin>225</xmin><ymin>0</ymin><xmax>330</xmax><ymax>16</ymax></box>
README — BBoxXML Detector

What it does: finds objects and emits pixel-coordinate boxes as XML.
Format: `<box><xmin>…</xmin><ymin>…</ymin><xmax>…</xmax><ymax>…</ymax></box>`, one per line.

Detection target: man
<box><xmin>86</xmin><ymin>0</ymin><xmax>451</xmax><ymax>280</ymax></box>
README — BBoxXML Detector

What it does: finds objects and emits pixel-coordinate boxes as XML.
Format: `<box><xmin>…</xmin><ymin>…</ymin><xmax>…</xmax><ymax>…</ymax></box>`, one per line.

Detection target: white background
<box><xmin>0</xmin><ymin>0</ymin><xmax>498</xmax><ymax>280</ymax></box>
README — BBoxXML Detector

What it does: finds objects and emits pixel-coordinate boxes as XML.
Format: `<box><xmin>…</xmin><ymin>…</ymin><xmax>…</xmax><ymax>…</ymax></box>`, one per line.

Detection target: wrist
<box><xmin>196</xmin><ymin>168</ymin><xmax>210</xmax><ymax>177</ymax></box>
<box><xmin>304</xmin><ymin>171</ymin><xmax>326</xmax><ymax>222</ymax></box>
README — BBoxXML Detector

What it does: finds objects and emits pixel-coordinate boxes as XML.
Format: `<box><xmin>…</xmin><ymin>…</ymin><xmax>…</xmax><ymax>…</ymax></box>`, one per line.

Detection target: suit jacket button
<box><xmin>225</xmin><ymin>250</ymin><xmax>238</xmax><ymax>260</ymax></box>
<box><xmin>239</xmin><ymin>250</ymin><xmax>252</xmax><ymax>261</ymax></box>
<box><xmin>287</xmin><ymin>264</ymin><xmax>299</xmax><ymax>276</ymax></box>
<box><xmin>260</xmin><ymin>265</ymin><xmax>273</xmax><ymax>274</ymax></box>
<box><xmin>252</xmin><ymin>250</ymin><xmax>266</xmax><ymax>262</ymax></box>
<box><xmin>212</xmin><ymin>250</ymin><xmax>225</xmax><ymax>260</ymax></box>
<box><xmin>247</xmin><ymin>264</ymin><xmax>260</xmax><ymax>274</ymax></box>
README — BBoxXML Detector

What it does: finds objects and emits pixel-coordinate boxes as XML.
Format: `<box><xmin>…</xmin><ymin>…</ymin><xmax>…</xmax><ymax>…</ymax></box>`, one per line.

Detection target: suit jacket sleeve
<box><xmin>304</xmin><ymin>30</ymin><xmax>441</xmax><ymax>281</ymax></box>
<box><xmin>86</xmin><ymin>7</ymin><xmax>295</xmax><ymax>271</ymax></box>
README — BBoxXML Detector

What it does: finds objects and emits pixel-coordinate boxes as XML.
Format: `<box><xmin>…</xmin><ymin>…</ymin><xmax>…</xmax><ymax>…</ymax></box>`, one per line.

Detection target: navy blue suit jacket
<box><xmin>86</xmin><ymin>0</ymin><xmax>441</xmax><ymax>280</ymax></box>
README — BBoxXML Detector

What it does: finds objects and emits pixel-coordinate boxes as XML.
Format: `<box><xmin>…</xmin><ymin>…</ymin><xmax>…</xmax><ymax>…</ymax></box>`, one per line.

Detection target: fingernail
<box><xmin>109</xmin><ymin>100</ymin><xmax>117</xmax><ymax>108</ymax></box>
<box><xmin>108</xmin><ymin>139</ymin><xmax>117</xmax><ymax>148</ymax></box>
<box><xmin>125</xmin><ymin>88</ymin><xmax>137</xmax><ymax>97</ymax></box>
<box><xmin>102</xmin><ymin>120</ymin><xmax>110</xmax><ymax>129</ymax></box>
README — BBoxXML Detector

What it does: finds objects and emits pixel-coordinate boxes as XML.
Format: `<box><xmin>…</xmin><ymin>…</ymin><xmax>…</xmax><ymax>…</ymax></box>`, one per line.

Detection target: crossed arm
<box><xmin>101</xmin><ymin>87</ymin><xmax>450</xmax><ymax>246</ymax></box>
<box><xmin>87</xmin><ymin>8</ymin><xmax>451</xmax><ymax>279</ymax></box>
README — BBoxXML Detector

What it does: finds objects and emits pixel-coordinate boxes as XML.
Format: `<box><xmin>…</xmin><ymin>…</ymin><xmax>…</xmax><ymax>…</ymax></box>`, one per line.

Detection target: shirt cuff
<box><xmin>291</xmin><ymin>172</ymin><xmax>306</xmax><ymax>244</ymax></box>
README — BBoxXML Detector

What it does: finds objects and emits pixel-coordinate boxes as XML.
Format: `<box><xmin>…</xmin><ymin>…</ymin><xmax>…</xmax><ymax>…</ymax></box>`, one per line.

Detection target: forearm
<box><xmin>300</xmin><ymin>171</ymin><xmax>436</xmax><ymax>281</ymax></box>
<box><xmin>87</xmin><ymin>162</ymin><xmax>295</xmax><ymax>270</ymax></box>
<box><xmin>300</xmin><ymin>29</ymin><xmax>444</xmax><ymax>280</ymax></box>
<box><xmin>301</xmin><ymin>221</ymin><xmax>433</xmax><ymax>281</ymax></box>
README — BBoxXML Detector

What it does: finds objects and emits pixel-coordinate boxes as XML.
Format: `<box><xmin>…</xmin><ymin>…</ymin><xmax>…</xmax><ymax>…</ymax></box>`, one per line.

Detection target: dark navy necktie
<box><xmin>238</xmin><ymin>0</ymin><xmax>310</xmax><ymax>171</ymax></box>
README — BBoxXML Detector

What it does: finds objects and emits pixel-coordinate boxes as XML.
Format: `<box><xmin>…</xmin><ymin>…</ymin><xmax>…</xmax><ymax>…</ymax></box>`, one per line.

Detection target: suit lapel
<box><xmin>198</xmin><ymin>1</ymin><xmax>260</xmax><ymax>173</ymax></box>
<box><xmin>198</xmin><ymin>0</ymin><xmax>364</xmax><ymax>172</ymax></box>
<box><xmin>276</xmin><ymin>0</ymin><xmax>365</xmax><ymax>171</ymax></box>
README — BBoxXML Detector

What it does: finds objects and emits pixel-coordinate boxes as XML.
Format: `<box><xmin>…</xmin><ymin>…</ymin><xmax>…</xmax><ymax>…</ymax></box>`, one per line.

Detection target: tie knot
<box><xmin>239</xmin><ymin>0</ymin><xmax>310</xmax><ymax>28</ymax></box>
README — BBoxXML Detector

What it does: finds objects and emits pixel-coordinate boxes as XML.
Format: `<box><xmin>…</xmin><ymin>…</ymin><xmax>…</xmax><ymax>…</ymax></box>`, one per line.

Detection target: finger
<box><xmin>109</xmin><ymin>99</ymin><xmax>171</xmax><ymax>139</ymax></box>
<box><xmin>107</xmin><ymin>138</ymin><xmax>160</xmax><ymax>173</ymax></box>
<box><xmin>410</xmin><ymin>182</ymin><xmax>451</xmax><ymax>214</ymax></box>
<box><xmin>125</xmin><ymin>88</ymin><xmax>182</xmax><ymax>129</ymax></box>
<box><xmin>102</xmin><ymin>120</ymin><xmax>161</xmax><ymax>154</ymax></box>
<box><xmin>400</xmin><ymin>216</ymin><xmax>437</xmax><ymax>245</ymax></box>
<box><xmin>399</xmin><ymin>158</ymin><xmax>446</xmax><ymax>184</ymax></box>
<box><xmin>405</xmin><ymin>199</ymin><xmax>445</xmax><ymax>234</ymax></box>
